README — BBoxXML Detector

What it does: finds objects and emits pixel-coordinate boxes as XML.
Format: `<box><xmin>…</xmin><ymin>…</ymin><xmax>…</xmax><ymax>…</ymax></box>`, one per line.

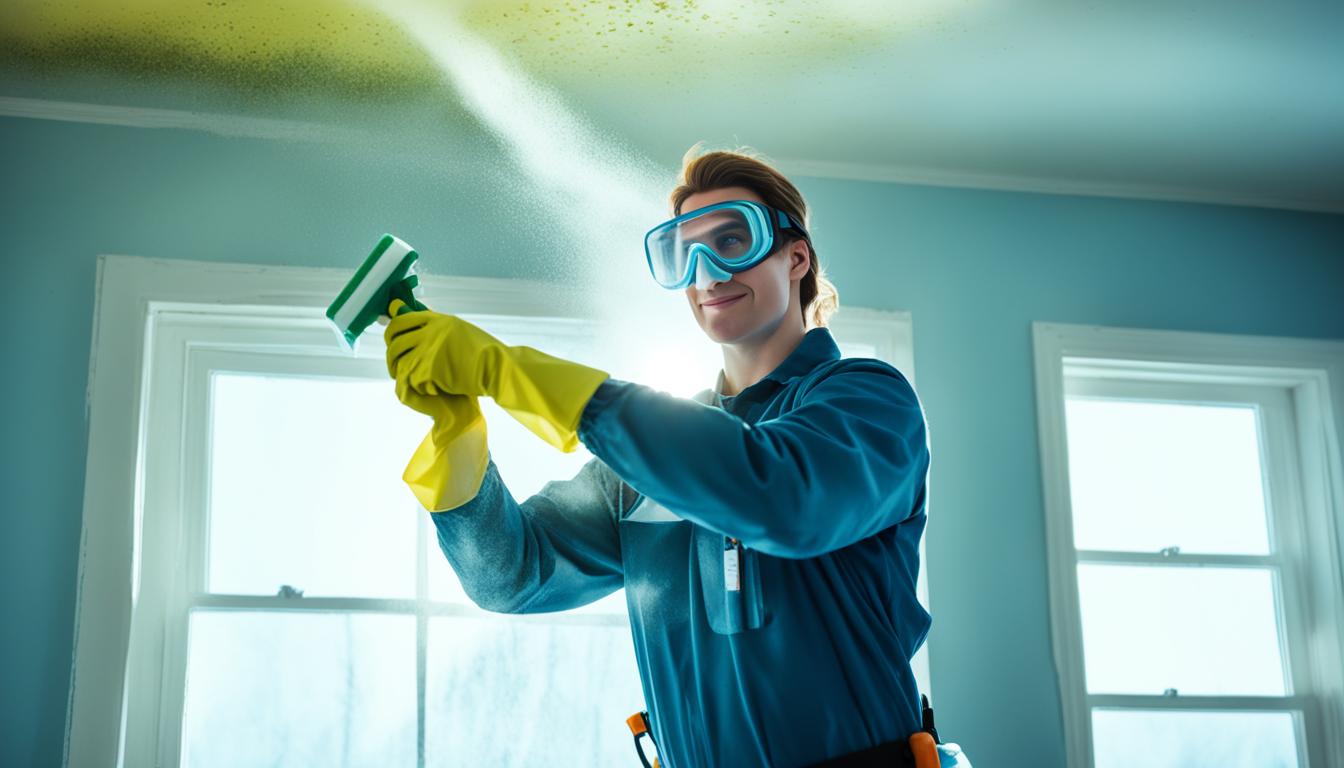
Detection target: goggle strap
<box><xmin>775</xmin><ymin>208</ymin><xmax>809</xmax><ymax>239</ymax></box>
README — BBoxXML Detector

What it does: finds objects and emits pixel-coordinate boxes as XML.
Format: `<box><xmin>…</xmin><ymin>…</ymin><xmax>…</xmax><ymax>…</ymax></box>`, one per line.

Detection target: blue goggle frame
<box><xmin>643</xmin><ymin>200</ymin><xmax>810</xmax><ymax>290</ymax></box>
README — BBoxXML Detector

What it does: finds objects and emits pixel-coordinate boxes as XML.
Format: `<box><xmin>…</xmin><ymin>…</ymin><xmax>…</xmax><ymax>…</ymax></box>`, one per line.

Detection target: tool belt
<box><xmin>806</xmin><ymin>737</ymin><xmax>918</xmax><ymax>767</ymax></box>
<box><xmin>626</xmin><ymin>711</ymin><xmax>660</xmax><ymax>768</ymax></box>
<box><xmin>806</xmin><ymin>695</ymin><xmax>940</xmax><ymax>768</ymax></box>
<box><xmin>627</xmin><ymin>695</ymin><xmax>943</xmax><ymax>768</ymax></box>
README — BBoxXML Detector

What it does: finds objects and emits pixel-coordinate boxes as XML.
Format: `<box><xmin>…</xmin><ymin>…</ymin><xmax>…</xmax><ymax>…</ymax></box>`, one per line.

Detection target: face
<box><xmin>679</xmin><ymin>186</ymin><xmax>811</xmax><ymax>345</ymax></box>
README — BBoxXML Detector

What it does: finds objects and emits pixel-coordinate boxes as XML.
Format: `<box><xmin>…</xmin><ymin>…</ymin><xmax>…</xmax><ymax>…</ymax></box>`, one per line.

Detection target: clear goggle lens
<box><xmin>645</xmin><ymin>202</ymin><xmax>774</xmax><ymax>289</ymax></box>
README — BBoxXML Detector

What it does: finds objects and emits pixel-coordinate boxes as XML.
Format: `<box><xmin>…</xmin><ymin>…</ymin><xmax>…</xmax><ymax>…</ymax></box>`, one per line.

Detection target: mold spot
<box><xmin>1</xmin><ymin>0</ymin><xmax>957</xmax><ymax>99</ymax></box>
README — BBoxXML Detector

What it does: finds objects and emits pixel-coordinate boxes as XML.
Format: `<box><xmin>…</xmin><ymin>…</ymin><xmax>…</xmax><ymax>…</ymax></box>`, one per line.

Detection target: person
<box><xmin>385</xmin><ymin>146</ymin><xmax>945</xmax><ymax>767</ymax></box>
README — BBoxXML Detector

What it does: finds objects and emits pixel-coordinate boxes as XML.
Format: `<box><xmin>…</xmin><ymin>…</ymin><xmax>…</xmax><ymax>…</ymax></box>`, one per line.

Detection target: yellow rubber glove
<box><xmin>393</xmin><ymin>369</ymin><xmax>490</xmax><ymax>512</ymax></box>
<box><xmin>385</xmin><ymin>308</ymin><xmax>610</xmax><ymax>453</ymax></box>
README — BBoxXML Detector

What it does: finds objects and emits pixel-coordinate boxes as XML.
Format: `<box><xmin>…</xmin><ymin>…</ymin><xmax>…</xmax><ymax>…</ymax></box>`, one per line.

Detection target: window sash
<box><xmin>1087</xmin><ymin>695</ymin><xmax>1310</xmax><ymax>711</ymax></box>
<box><xmin>1063</xmin><ymin>378</ymin><xmax>1283</xmax><ymax>561</ymax></box>
<box><xmin>1063</xmin><ymin>378</ymin><xmax>1309</xmax><ymax>703</ymax></box>
<box><xmin>1075</xmin><ymin>550</ymin><xmax>1279</xmax><ymax>567</ymax></box>
<box><xmin>1086</xmin><ymin>704</ymin><xmax>1311</xmax><ymax>768</ymax></box>
<box><xmin>157</xmin><ymin>319</ymin><xmax>632</xmax><ymax>766</ymax></box>
<box><xmin>107</xmin><ymin>307</ymin><xmax>622</xmax><ymax>764</ymax></box>
<box><xmin>1033</xmin><ymin>322</ymin><xmax>1344</xmax><ymax>768</ymax></box>
<box><xmin>1069</xmin><ymin>387</ymin><xmax>1298</xmax><ymax>691</ymax></box>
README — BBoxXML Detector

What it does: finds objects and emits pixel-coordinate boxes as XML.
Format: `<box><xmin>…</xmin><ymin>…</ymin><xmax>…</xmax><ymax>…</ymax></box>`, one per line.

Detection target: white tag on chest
<box><xmin>723</xmin><ymin>547</ymin><xmax>741</xmax><ymax>592</ymax></box>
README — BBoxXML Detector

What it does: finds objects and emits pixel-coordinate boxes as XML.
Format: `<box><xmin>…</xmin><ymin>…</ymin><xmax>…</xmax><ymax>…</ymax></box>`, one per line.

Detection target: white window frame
<box><xmin>1032</xmin><ymin>321</ymin><xmax>1344</xmax><ymax>768</ymax></box>
<box><xmin>65</xmin><ymin>254</ymin><xmax>922</xmax><ymax>766</ymax></box>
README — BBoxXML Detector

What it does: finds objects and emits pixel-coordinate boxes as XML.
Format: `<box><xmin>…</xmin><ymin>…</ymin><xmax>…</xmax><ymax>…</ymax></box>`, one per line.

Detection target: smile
<box><xmin>703</xmin><ymin>294</ymin><xmax>745</xmax><ymax>309</ymax></box>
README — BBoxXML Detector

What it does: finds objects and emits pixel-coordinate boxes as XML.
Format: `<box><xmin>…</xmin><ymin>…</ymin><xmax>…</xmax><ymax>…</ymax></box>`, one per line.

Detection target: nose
<box><xmin>693</xmin><ymin>247</ymin><xmax>732</xmax><ymax>290</ymax></box>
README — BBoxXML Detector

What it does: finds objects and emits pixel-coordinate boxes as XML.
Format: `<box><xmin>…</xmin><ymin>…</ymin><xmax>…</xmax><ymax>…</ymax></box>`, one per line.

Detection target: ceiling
<box><xmin>2</xmin><ymin>0</ymin><xmax>1341</xmax><ymax>212</ymax></box>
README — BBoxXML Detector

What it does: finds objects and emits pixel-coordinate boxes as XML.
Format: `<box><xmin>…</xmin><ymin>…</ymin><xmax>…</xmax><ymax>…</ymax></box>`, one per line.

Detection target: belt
<box><xmin>807</xmin><ymin>693</ymin><xmax>943</xmax><ymax>768</ymax></box>
<box><xmin>628</xmin><ymin>695</ymin><xmax>943</xmax><ymax>768</ymax></box>
<box><xmin>806</xmin><ymin>738</ymin><xmax>917</xmax><ymax>768</ymax></box>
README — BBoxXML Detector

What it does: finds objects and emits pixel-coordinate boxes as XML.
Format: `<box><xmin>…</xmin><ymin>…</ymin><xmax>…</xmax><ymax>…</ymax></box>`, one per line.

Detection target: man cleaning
<box><xmin>383</xmin><ymin>147</ymin><xmax>961</xmax><ymax>767</ymax></box>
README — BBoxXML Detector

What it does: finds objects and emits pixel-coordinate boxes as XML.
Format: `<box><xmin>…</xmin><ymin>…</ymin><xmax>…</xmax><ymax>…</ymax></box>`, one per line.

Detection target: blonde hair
<box><xmin>669</xmin><ymin>143</ymin><xmax>840</xmax><ymax>329</ymax></box>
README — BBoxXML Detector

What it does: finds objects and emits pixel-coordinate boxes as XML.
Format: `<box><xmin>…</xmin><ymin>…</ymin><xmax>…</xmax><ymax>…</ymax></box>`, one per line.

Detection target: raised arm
<box><xmin>578</xmin><ymin>359</ymin><xmax>929</xmax><ymax>559</ymax></box>
<box><xmin>430</xmin><ymin>453</ymin><xmax>627</xmax><ymax>613</ymax></box>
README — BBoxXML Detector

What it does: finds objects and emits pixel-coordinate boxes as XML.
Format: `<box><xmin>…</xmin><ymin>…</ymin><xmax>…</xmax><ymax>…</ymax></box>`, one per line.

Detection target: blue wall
<box><xmin>2</xmin><ymin>114</ymin><xmax>1341</xmax><ymax>767</ymax></box>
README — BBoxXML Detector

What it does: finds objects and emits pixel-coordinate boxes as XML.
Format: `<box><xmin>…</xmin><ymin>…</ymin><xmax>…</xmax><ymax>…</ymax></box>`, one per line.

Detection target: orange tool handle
<box><xmin>626</xmin><ymin>711</ymin><xmax>660</xmax><ymax>768</ymax></box>
<box><xmin>626</xmin><ymin>712</ymin><xmax>650</xmax><ymax>737</ymax></box>
<box><xmin>909</xmin><ymin>731</ymin><xmax>939</xmax><ymax>768</ymax></box>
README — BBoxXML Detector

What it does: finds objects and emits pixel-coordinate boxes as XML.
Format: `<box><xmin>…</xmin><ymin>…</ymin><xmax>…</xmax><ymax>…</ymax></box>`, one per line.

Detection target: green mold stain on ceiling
<box><xmin>0</xmin><ymin>0</ymin><xmax>952</xmax><ymax>101</ymax></box>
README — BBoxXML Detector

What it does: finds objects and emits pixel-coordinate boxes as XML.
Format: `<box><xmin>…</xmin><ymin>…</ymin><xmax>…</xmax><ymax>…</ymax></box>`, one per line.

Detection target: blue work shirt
<box><xmin>430</xmin><ymin>326</ymin><xmax>932</xmax><ymax>767</ymax></box>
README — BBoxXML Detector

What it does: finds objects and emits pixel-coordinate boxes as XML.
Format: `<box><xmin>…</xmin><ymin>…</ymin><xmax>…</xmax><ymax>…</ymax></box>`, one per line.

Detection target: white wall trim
<box><xmin>1031</xmin><ymin>321</ymin><xmax>1344</xmax><ymax>768</ymax></box>
<box><xmin>775</xmin><ymin>156</ymin><xmax>1344</xmax><ymax>216</ymax></box>
<box><xmin>0</xmin><ymin>95</ymin><xmax>372</xmax><ymax>144</ymax></box>
<box><xmin>65</xmin><ymin>254</ymin><xmax>919</xmax><ymax>766</ymax></box>
<box><xmin>829</xmin><ymin>307</ymin><xmax>916</xmax><ymax>385</ymax></box>
<box><xmin>5</xmin><ymin>95</ymin><xmax>1340</xmax><ymax>214</ymax></box>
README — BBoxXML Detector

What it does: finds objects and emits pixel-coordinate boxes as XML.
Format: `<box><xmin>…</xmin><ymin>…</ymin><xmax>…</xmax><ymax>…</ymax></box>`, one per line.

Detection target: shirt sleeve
<box><xmin>429</xmin><ymin>453</ymin><xmax>626</xmax><ymax>613</ymax></box>
<box><xmin>577</xmin><ymin>360</ymin><xmax>930</xmax><ymax>559</ymax></box>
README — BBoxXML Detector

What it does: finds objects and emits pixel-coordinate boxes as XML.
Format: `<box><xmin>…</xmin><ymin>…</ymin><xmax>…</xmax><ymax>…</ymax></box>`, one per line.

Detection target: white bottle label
<box><xmin>724</xmin><ymin>548</ymin><xmax>741</xmax><ymax>592</ymax></box>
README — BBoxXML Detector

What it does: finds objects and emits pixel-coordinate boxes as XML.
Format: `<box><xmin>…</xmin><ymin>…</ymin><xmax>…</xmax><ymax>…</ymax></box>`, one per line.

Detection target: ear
<box><xmin>788</xmin><ymin>239</ymin><xmax>812</xmax><ymax>281</ymax></box>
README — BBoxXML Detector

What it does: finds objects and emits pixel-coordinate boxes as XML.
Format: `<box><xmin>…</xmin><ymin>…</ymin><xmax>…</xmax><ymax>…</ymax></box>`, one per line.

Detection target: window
<box><xmin>192</xmin><ymin>331</ymin><xmax>653</xmax><ymax>765</ymax></box>
<box><xmin>67</xmin><ymin>256</ymin><xmax>924</xmax><ymax>765</ymax></box>
<box><xmin>1033</xmin><ymin>323</ymin><xmax>1344</xmax><ymax>768</ymax></box>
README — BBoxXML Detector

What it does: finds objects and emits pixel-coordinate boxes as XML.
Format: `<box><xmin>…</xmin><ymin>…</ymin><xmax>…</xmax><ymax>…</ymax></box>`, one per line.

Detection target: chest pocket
<box><xmin>695</xmin><ymin>526</ymin><xmax>770</xmax><ymax>634</ymax></box>
<box><xmin>622</xmin><ymin>494</ymin><xmax>770</xmax><ymax>635</ymax></box>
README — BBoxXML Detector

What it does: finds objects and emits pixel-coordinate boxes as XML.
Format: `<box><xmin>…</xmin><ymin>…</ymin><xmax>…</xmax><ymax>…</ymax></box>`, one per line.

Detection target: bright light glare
<box><xmin>209</xmin><ymin>374</ymin><xmax>428</xmax><ymax>598</ymax></box>
<box><xmin>181</xmin><ymin>612</ymin><xmax>416</xmax><ymax>767</ymax></box>
<box><xmin>628</xmin><ymin>337</ymin><xmax>722</xmax><ymax>398</ymax></box>
<box><xmin>1078</xmin><ymin>564</ymin><xmax>1286</xmax><ymax>696</ymax></box>
<box><xmin>1064</xmin><ymin>398</ymin><xmax>1270</xmax><ymax>554</ymax></box>
<box><xmin>1092</xmin><ymin>709</ymin><xmax>1298</xmax><ymax>768</ymax></box>
<box><xmin>426</xmin><ymin>615</ymin><xmax>644</xmax><ymax>765</ymax></box>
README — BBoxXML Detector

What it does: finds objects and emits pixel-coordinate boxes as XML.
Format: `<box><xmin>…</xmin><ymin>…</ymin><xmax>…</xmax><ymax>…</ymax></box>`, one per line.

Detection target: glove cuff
<box><xmin>496</xmin><ymin>347</ymin><xmax>610</xmax><ymax>453</ymax></box>
<box><xmin>403</xmin><ymin>398</ymin><xmax>489</xmax><ymax>512</ymax></box>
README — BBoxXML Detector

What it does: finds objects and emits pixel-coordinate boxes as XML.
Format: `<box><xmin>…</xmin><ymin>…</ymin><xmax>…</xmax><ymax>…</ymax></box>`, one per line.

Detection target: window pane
<box><xmin>181</xmin><ymin>611</ymin><xmax>415</xmax><ymax>767</ymax></box>
<box><xmin>209</xmin><ymin>374</ymin><xmax>427</xmax><ymax>598</ymax></box>
<box><xmin>1064</xmin><ymin>398</ymin><xmax>1269</xmax><ymax>554</ymax></box>
<box><xmin>1078</xmin><ymin>564</ymin><xmax>1286</xmax><ymax>695</ymax></box>
<box><xmin>481</xmin><ymin>397</ymin><xmax>595</xmax><ymax>502</ymax></box>
<box><xmin>426</xmin><ymin>615</ymin><xmax>645</xmax><ymax>766</ymax></box>
<box><xmin>1092</xmin><ymin>709</ymin><xmax>1298</xmax><ymax>768</ymax></box>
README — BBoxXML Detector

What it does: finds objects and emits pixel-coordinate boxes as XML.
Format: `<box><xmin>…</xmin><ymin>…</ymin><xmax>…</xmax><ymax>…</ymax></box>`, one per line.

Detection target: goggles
<box><xmin>644</xmin><ymin>200</ymin><xmax>810</xmax><ymax>290</ymax></box>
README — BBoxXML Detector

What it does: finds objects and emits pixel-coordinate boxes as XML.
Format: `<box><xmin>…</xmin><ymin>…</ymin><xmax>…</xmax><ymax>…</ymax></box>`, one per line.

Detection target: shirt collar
<box><xmin>711</xmin><ymin>327</ymin><xmax>842</xmax><ymax>399</ymax></box>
